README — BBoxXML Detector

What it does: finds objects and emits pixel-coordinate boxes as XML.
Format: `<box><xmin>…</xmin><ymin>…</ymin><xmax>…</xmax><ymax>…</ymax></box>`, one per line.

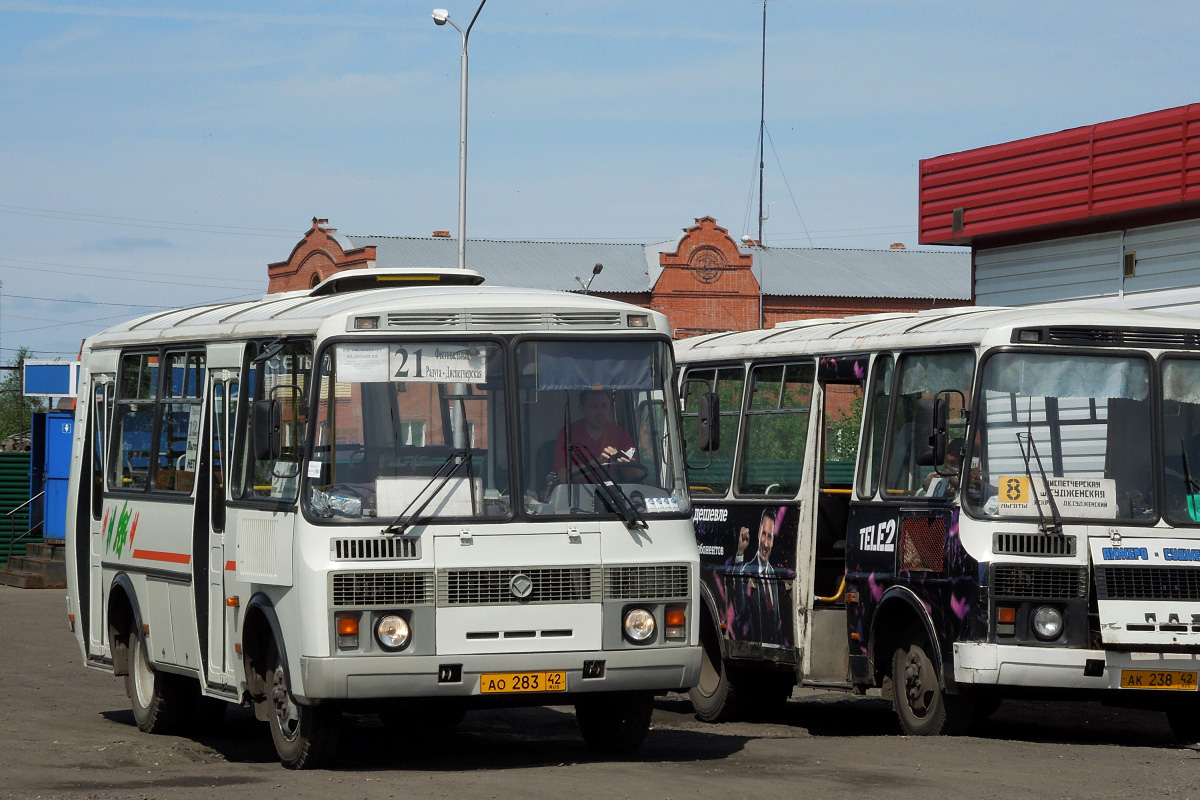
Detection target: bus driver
<box><xmin>554</xmin><ymin>389</ymin><xmax>638</xmax><ymax>482</ymax></box>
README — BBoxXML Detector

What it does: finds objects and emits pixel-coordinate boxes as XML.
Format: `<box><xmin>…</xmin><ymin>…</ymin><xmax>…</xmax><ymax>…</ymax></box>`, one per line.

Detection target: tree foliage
<box><xmin>0</xmin><ymin>348</ymin><xmax>48</xmax><ymax>445</ymax></box>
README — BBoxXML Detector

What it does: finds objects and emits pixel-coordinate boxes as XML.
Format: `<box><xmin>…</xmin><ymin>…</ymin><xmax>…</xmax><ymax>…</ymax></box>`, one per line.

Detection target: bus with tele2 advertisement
<box><xmin>678</xmin><ymin>304</ymin><xmax>1200</xmax><ymax>740</ymax></box>
<box><xmin>64</xmin><ymin>268</ymin><xmax>700</xmax><ymax>768</ymax></box>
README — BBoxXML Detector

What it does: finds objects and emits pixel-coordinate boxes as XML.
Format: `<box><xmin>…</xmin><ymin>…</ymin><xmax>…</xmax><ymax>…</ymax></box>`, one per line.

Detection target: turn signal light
<box><xmin>665</xmin><ymin>606</ymin><xmax>686</xmax><ymax>641</ymax></box>
<box><xmin>336</xmin><ymin>614</ymin><xmax>360</xmax><ymax>650</ymax></box>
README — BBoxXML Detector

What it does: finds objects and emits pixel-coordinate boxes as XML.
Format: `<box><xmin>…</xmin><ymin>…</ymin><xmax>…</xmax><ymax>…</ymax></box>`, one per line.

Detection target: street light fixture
<box><xmin>432</xmin><ymin>1</ymin><xmax>488</xmax><ymax>270</ymax></box>
<box><xmin>574</xmin><ymin>263</ymin><xmax>603</xmax><ymax>294</ymax></box>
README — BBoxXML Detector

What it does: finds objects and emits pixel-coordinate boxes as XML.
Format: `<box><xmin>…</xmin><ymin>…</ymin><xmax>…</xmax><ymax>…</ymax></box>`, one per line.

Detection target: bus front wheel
<box><xmin>263</xmin><ymin>643</ymin><xmax>341</xmax><ymax>769</ymax></box>
<box><xmin>126</xmin><ymin>629</ymin><xmax>194</xmax><ymax>734</ymax></box>
<box><xmin>892</xmin><ymin>633</ymin><xmax>971</xmax><ymax>736</ymax></box>
<box><xmin>575</xmin><ymin>691</ymin><xmax>654</xmax><ymax>754</ymax></box>
<box><xmin>689</xmin><ymin>624</ymin><xmax>739</xmax><ymax>722</ymax></box>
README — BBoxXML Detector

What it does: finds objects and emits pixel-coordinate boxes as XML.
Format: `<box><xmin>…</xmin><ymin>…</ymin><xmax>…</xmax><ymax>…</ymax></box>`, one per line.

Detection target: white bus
<box><xmin>65</xmin><ymin>268</ymin><xmax>700</xmax><ymax>768</ymax></box>
<box><xmin>678</xmin><ymin>305</ymin><xmax>1200</xmax><ymax>739</ymax></box>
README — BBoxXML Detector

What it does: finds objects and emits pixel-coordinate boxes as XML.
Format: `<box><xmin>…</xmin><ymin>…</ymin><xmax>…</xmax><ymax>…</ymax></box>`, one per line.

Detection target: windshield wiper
<box><xmin>566</xmin><ymin>444</ymin><xmax>648</xmax><ymax>530</ymax></box>
<box><xmin>383</xmin><ymin>449</ymin><xmax>474</xmax><ymax>535</ymax></box>
<box><xmin>1015</xmin><ymin>431</ymin><xmax>1063</xmax><ymax>536</ymax></box>
<box><xmin>1182</xmin><ymin>438</ymin><xmax>1200</xmax><ymax>495</ymax></box>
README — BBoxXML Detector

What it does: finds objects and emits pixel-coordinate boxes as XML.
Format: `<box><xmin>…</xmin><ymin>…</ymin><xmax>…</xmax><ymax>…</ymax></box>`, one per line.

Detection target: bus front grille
<box><xmin>332</xmin><ymin>571</ymin><xmax>434</xmax><ymax>607</ymax></box>
<box><xmin>603</xmin><ymin>564</ymin><xmax>690</xmax><ymax>600</ymax></box>
<box><xmin>993</xmin><ymin>533</ymin><xmax>1077</xmax><ymax>557</ymax></box>
<box><xmin>437</xmin><ymin>567</ymin><xmax>601</xmax><ymax>605</ymax></box>
<box><xmin>993</xmin><ymin>565</ymin><xmax>1087</xmax><ymax>599</ymax></box>
<box><xmin>331</xmin><ymin>537</ymin><xmax>420</xmax><ymax>561</ymax></box>
<box><xmin>1098</xmin><ymin>567</ymin><xmax>1200</xmax><ymax>601</ymax></box>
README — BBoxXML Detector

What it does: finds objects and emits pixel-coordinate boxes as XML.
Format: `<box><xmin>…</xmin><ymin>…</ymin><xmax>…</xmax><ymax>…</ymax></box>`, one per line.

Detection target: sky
<box><xmin>2</xmin><ymin>0</ymin><xmax>1199</xmax><ymax>360</ymax></box>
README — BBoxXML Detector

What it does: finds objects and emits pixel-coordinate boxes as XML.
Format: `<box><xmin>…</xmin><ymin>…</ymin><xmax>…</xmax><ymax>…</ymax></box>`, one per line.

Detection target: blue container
<box><xmin>32</xmin><ymin>411</ymin><xmax>73</xmax><ymax>541</ymax></box>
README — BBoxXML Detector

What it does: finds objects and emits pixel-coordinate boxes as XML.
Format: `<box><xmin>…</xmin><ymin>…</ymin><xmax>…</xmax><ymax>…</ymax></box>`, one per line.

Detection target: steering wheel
<box><xmin>598</xmin><ymin>460</ymin><xmax>649</xmax><ymax>483</ymax></box>
<box><xmin>568</xmin><ymin>460</ymin><xmax>649</xmax><ymax>484</ymax></box>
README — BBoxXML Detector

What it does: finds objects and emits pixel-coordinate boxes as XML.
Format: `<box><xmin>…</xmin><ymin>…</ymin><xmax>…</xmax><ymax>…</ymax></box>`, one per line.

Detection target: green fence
<box><xmin>0</xmin><ymin>452</ymin><xmax>33</xmax><ymax>566</ymax></box>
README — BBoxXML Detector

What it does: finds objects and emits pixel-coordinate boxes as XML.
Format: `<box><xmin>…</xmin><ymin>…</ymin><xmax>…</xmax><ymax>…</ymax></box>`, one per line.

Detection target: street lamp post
<box><xmin>433</xmin><ymin>2</ymin><xmax>488</xmax><ymax>270</ymax></box>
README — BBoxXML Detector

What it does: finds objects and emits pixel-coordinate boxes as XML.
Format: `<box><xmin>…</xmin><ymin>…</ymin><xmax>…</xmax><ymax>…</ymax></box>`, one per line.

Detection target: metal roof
<box><xmin>340</xmin><ymin>234</ymin><xmax>971</xmax><ymax>300</ymax></box>
<box><xmin>675</xmin><ymin>304</ymin><xmax>1200</xmax><ymax>364</ymax></box>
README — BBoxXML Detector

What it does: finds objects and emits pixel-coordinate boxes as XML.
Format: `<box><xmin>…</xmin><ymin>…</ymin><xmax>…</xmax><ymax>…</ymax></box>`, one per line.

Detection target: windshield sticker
<box><xmin>390</xmin><ymin>345</ymin><xmax>486</xmax><ymax>384</ymax></box>
<box><xmin>996</xmin><ymin>475</ymin><xmax>1117</xmax><ymax>518</ymax></box>
<box><xmin>337</xmin><ymin>344</ymin><xmax>390</xmax><ymax>383</ymax></box>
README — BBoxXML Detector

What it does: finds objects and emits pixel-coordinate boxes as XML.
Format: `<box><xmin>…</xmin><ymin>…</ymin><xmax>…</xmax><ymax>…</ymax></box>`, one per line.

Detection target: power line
<box><xmin>0</xmin><ymin>204</ymin><xmax>299</xmax><ymax>239</ymax></box>
<box><xmin>0</xmin><ymin>259</ymin><xmax>263</xmax><ymax>290</ymax></box>
<box><xmin>3</xmin><ymin>293</ymin><xmax>176</xmax><ymax>309</ymax></box>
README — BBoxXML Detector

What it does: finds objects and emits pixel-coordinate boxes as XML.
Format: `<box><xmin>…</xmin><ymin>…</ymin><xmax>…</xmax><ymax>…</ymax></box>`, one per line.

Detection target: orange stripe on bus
<box><xmin>132</xmin><ymin>549</ymin><xmax>191</xmax><ymax>565</ymax></box>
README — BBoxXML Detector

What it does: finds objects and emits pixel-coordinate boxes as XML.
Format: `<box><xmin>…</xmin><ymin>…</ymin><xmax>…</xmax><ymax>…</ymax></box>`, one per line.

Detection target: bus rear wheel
<box><xmin>263</xmin><ymin>643</ymin><xmax>340</xmax><ymax>769</ymax></box>
<box><xmin>575</xmin><ymin>691</ymin><xmax>654</xmax><ymax>754</ymax></box>
<box><xmin>126</xmin><ymin>629</ymin><xmax>195</xmax><ymax>735</ymax></box>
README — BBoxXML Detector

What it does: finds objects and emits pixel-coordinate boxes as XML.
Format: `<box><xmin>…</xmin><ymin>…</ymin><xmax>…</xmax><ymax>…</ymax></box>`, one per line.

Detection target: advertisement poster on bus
<box><xmin>692</xmin><ymin>503</ymin><xmax>797</xmax><ymax>649</ymax></box>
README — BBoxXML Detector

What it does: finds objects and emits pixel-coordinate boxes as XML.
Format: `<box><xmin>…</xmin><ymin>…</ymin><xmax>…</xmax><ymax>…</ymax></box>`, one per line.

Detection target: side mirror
<box><xmin>698</xmin><ymin>392</ymin><xmax>720</xmax><ymax>452</ymax></box>
<box><xmin>253</xmin><ymin>398</ymin><xmax>282</xmax><ymax>461</ymax></box>
<box><xmin>913</xmin><ymin>396</ymin><xmax>947</xmax><ymax>467</ymax></box>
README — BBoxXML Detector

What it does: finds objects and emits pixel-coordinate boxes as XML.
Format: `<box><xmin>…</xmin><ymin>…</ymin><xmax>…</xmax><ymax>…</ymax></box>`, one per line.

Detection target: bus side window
<box><xmin>91</xmin><ymin>379</ymin><xmax>112</xmax><ymax>519</ymax></box>
<box><xmin>858</xmin><ymin>355</ymin><xmax>893</xmax><ymax>499</ymax></box>
<box><xmin>111</xmin><ymin>352</ymin><xmax>158</xmax><ymax>491</ymax></box>
<box><xmin>154</xmin><ymin>351</ymin><xmax>205</xmax><ymax>493</ymax></box>
<box><xmin>736</xmin><ymin>362</ymin><xmax>813</xmax><ymax>496</ymax></box>
<box><xmin>682</xmin><ymin>366</ymin><xmax>744</xmax><ymax>496</ymax></box>
<box><xmin>241</xmin><ymin>340</ymin><xmax>312</xmax><ymax>501</ymax></box>
<box><xmin>211</xmin><ymin>379</ymin><xmax>237</xmax><ymax>530</ymax></box>
<box><xmin>882</xmin><ymin>351</ymin><xmax>974</xmax><ymax>497</ymax></box>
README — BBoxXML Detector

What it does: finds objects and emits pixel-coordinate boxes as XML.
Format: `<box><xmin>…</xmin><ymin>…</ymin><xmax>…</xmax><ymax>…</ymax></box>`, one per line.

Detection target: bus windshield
<box><xmin>516</xmin><ymin>339</ymin><xmax>688</xmax><ymax>519</ymax></box>
<box><xmin>967</xmin><ymin>351</ymin><xmax>1154</xmax><ymax>522</ymax></box>
<box><xmin>304</xmin><ymin>338</ymin><xmax>687</xmax><ymax>524</ymax></box>
<box><xmin>1161</xmin><ymin>357</ymin><xmax>1200</xmax><ymax>526</ymax></box>
<box><xmin>306</xmin><ymin>341</ymin><xmax>510</xmax><ymax>523</ymax></box>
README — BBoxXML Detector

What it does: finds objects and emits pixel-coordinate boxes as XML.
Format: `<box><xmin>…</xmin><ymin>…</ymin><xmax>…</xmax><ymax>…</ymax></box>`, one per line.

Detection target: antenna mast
<box><xmin>757</xmin><ymin>0</ymin><xmax>766</xmax><ymax>247</ymax></box>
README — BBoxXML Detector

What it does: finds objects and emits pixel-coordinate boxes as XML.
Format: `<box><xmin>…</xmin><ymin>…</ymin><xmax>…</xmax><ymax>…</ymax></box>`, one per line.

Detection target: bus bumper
<box><xmin>954</xmin><ymin>642</ymin><xmax>1200</xmax><ymax>690</ymax></box>
<box><xmin>296</xmin><ymin>645</ymin><xmax>701</xmax><ymax>702</ymax></box>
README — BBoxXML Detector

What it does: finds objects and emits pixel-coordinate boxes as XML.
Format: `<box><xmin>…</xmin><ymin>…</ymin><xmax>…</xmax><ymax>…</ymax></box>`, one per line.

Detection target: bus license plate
<box><xmin>479</xmin><ymin>671</ymin><xmax>567</xmax><ymax>694</ymax></box>
<box><xmin>1120</xmin><ymin>670</ymin><xmax>1198</xmax><ymax>690</ymax></box>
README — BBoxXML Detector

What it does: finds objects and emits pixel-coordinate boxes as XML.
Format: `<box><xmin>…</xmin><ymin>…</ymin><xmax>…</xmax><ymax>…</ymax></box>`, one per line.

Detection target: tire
<box><xmin>575</xmin><ymin>691</ymin><xmax>654</xmax><ymax>755</ymax></box>
<box><xmin>891</xmin><ymin>633</ymin><xmax>971</xmax><ymax>736</ymax></box>
<box><xmin>1166</xmin><ymin>702</ymin><xmax>1200</xmax><ymax>744</ymax></box>
<box><xmin>688</xmin><ymin>624</ymin><xmax>740</xmax><ymax>722</ymax></box>
<box><xmin>125</xmin><ymin>630</ymin><xmax>195</xmax><ymax>735</ymax></box>
<box><xmin>262</xmin><ymin>642</ymin><xmax>340</xmax><ymax>769</ymax></box>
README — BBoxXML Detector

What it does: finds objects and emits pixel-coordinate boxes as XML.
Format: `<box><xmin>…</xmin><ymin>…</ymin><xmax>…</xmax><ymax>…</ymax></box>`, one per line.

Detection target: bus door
<box><xmin>801</xmin><ymin>354</ymin><xmax>868</xmax><ymax>684</ymax></box>
<box><xmin>204</xmin><ymin>370</ymin><xmax>239</xmax><ymax>688</ymax></box>
<box><xmin>726</xmin><ymin>361</ymin><xmax>814</xmax><ymax>658</ymax></box>
<box><xmin>85</xmin><ymin>371</ymin><xmax>115</xmax><ymax>660</ymax></box>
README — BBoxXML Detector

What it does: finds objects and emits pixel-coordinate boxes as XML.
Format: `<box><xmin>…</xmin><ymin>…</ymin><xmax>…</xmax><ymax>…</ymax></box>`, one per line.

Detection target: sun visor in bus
<box><xmin>309</xmin><ymin>268</ymin><xmax>485</xmax><ymax>296</ymax></box>
<box><xmin>534</xmin><ymin>341</ymin><xmax>655</xmax><ymax>390</ymax></box>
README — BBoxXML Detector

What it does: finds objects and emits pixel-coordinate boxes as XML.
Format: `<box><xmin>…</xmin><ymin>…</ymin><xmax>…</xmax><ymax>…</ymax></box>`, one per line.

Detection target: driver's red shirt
<box><xmin>552</xmin><ymin>421</ymin><xmax>635</xmax><ymax>472</ymax></box>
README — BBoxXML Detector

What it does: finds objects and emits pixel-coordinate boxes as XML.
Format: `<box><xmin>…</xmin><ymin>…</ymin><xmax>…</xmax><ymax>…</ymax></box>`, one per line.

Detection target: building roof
<box><xmin>339</xmin><ymin>234</ymin><xmax>971</xmax><ymax>300</ymax></box>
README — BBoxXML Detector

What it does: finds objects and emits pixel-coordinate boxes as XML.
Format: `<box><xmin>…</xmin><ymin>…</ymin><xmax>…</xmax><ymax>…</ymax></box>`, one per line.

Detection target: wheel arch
<box><xmin>696</xmin><ymin>580</ymin><xmax>728</xmax><ymax>658</ymax></box>
<box><xmin>242</xmin><ymin>592</ymin><xmax>289</xmax><ymax>702</ymax></box>
<box><xmin>868</xmin><ymin>585</ymin><xmax>942</xmax><ymax>688</ymax></box>
<box><xmin>106</xmin><ymin>572</ymin><xmax>144</xmax><ymax>677</ymax></box>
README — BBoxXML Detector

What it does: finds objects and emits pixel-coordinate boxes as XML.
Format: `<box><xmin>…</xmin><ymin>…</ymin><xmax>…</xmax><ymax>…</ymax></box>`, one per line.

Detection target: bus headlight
<box><xmin>623</xmin><ymin>608</ymin><xmax>656</xmax><ymax>643</ymax></box>
<box><xmin>376</xmin><ymin>614</ymin><xmax>411</xmax><ymax>651</ymax></box>
<box><xmin>1032</xmin><ymin>605</ymin><xmax>1063</xmax><ymax>641</ymax></box>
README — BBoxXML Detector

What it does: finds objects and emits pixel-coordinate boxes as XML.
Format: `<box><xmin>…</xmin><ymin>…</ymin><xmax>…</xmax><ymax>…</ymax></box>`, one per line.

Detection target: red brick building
<box><xmin>269</xmin><ymin>216</ymin><xmax>970</xmax><ymax>336</ymax></box>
